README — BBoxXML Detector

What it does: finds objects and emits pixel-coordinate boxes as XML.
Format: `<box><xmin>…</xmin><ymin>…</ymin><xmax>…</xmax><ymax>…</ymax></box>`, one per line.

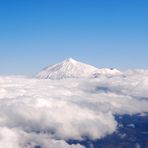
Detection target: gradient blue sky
<box><xmin>0</xmin><ymin>0</ymin><xmax>148</xmax><ymax>75</ymax></box>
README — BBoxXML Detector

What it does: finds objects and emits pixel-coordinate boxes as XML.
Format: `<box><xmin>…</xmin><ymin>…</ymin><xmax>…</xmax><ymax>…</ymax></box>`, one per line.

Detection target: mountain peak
<box><xmin>64</xmin><ymin>58</ymin><xmax>77</xmax><ymax>63</ymax></box>
<box><xmin>36</xmin><ymin>58</ymin><xmax>122</xmax><ymax>79</ymax></box>
<box><xmin>36</xmin><ymin>58</ymin><xmax>99</xmax><ymax>79</ymax></box>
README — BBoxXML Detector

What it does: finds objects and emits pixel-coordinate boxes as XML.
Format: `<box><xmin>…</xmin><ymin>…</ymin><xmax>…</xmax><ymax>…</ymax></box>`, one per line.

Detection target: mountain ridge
<box><xmin>36</xmin><ymin>58</ymin><xmax>122</xmax><ymax>79</ymax></box>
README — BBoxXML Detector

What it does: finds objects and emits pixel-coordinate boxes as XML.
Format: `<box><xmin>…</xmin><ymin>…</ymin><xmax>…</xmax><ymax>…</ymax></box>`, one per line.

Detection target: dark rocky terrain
<box><xmin>68</xmin><ymin>114</ymin><xmax>148</xmax><ymax>148</ymax></box>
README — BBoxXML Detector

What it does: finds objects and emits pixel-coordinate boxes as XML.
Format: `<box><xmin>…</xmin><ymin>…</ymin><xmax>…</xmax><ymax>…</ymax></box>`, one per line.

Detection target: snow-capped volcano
<box><xmin>36</xmin><ymin>58</ymin><xmax>99</xmax><ymax>79</ymax></box>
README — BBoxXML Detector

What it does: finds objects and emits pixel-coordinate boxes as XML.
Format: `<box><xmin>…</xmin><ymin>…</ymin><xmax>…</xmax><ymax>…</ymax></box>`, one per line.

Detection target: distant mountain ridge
<box><xmin>36</xmin><ymin>58</ymin><xmax>122</xmax><ymax>79</ymax></box>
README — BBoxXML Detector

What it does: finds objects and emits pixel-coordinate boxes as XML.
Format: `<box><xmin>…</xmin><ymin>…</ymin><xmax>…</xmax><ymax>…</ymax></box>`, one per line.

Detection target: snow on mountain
<box><xmin>36</xmin><ymin>58</ymin><xmax>99</xmax><ymax>79</ymax></box>
<box><xmin>93</xmin><ymin>68</ymin><xmax>122</xmax><ymax>78</ymax></box>
<box><xmin>36</xmin><ymin>58</ymin><xmax>122</xmax><ymax>79</ymax></box>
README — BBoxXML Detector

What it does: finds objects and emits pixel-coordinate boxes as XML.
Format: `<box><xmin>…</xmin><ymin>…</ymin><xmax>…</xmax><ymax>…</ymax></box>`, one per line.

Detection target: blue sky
<box><xmin>0</xmin><ymin>0</ymin><xmax>148</xmax><ymax>75</ymax></box>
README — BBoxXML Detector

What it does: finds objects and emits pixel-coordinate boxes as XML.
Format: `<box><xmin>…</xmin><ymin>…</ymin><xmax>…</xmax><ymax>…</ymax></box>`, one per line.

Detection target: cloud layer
<box><xmin>0</xmin><ymin>71</ymin><xmax>148</xmax><ymax>147</ymax></box>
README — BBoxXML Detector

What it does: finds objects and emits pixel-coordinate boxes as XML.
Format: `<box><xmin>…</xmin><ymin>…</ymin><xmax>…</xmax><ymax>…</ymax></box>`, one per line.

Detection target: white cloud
<box><xmin>0</xmin><ymin>127</ymin><xmax>83</xmax><ymax>148</ymax></box>
<box><xmin>0</xmin><ymin>71</ymin><xmax>148</xmax><ymax>147</ymax></box>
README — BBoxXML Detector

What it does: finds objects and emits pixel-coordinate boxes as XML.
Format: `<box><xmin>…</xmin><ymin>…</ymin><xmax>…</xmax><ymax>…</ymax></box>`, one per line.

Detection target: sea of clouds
<box><xmin>0</xmin><ymin>70</ymin><xmax>148</xmax><ymax>148</ymax></box>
